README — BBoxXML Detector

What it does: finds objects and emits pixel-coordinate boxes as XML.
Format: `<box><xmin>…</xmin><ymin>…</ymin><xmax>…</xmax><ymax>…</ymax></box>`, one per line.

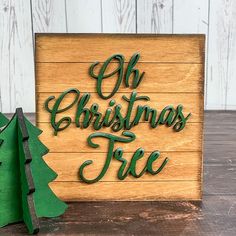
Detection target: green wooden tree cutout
<box><xmin>0</xmin><ymin>112</ymin><xmax>9</xmax><ymax>129</ymax></box>
<box><xmin>0</xmin><ymin>108</ymin><xmax>67</xmax><ymax>234</ymax></box>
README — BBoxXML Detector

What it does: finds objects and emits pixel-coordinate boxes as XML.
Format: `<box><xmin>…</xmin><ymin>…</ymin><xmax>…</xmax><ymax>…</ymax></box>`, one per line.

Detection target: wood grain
<box><xmin>0</xmin><ymin>0</ymin><xmax>34</xmax><ymax>113</ymax></box>
<box><xmin>37</xmin><ymin>92</ymin><xmax>203</xmax><ymax>123</ymax></box>
<box><xmin>2</xmin><ymin>111</ymin><xmax>235</xmax><ymax>235</ymax></box>
<box><xmin>66</xmin><ymin>0</ymin><xmax>102</xmax><ymax>33</ymax></box>
<box><xmin>225</xmin><ymin>0</ymin><xmax>236</xmax><ymax>110</ymax></box>
<box><xmin>204</xmin><ymin>111</ymin><xmax>236</xmax><ymax>164</ymax></box>
<box><xmin>49</xmin><ymin>181</ymin><xmax>201</xmax><ymax>201</ymax></box>
<box><xmin>36</xmin><ymin>62</ymin><xmax>203</xmax><ymax>93</ymax></box>
<box><xmin>35</xmin><ymin>34</ymin><xmax>205</xmax><ymax>63</ymax></box>
<box><xmin>37</xmin><ymin>122</ymin><xmax>202</xmax><ymax>153</ymax></box>
<box><xmin>207</xmin><ymin>0</ymin><xmax>236</xmax><ymax>109</ymax></box>
<box><xmin>102</xmin><ymin>0</ymin><xmax>136</xmax><ymax>33</ymax></box>
<box><xmin>137</xmin><ymin>0</ymin><xmax>173</xmax><ymax>33</ymax></box>
<box><xmin>173</xmin><ymin>0</ymin><xmax>208</xmax><ymax>34</ymax></box>
<box><xmin>1</xmin><ymin>1</ymin><xmax>236</xmax><ymax>112</ymax></box>
<box><xmin>31</xmin><ymin>0</ymin><xmax>67</xmax><ymax>33</ymax></box>
<box><xmin>3</xmin><ymin>196</ymin><xmax>236</xmax><ymax>235</ymax></box>
<box><xmin>173</xmin><ymin>0</ymin><xmax>209</xmax><ymax>108</ymax></box>
<box><xmin>36</xmin><ymin>34</ymin><xmax>204</xmax><ymax>201</ymax></box>
<box><xmin>45</xmin><ymin>151</ymin><xmax>201</xmax><ymax>182</ymax></box>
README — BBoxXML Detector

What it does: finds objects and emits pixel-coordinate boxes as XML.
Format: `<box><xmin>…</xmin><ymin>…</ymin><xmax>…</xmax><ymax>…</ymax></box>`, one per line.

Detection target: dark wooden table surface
<box><xmin>1</xmin><ymin>111</ymin><xmax>236</xmax><ymax>236</ymax></box>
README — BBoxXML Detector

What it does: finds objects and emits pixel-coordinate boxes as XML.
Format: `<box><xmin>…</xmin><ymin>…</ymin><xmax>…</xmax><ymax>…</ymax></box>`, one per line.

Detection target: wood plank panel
<box><xmin>173</xmin><ymin>0</ymin><xmax>208</xmax><ymax>34</ymax></box>
<box><xmin>204</xmin><ymin>111</ymin><xmax>236</xmax><ymax>165</ymax></box>
<box><xmin>45</xmin><ymin>152</ymin><xmax>201</xmax><ymax>182</ymax></box>
<box><xmin>37</xmin><ymin>122</ymin><xmax>202</xmax><ymax>152</ymax></box>
<box><xmin>66</xmin><ymin>0</ymin><xmax>102</xmax><ymax>33</ymax></box>
<box><xmin>102</xmin><ymin>0</ymin><xmax>136</xmax><ymax>33</ymax></box>
<box><xmin>173</xmin><ymin>0</ymin><xmax>209</xmax><ymax>109</ymax></box>
<box><xmin>226</xmin><ymin>0</ymin><xmax>236</xmax><ymax>110</ymax></box>
<box><xmin>4</xmin><ymin>196</ymin><xmax>236</xmax><ymax>235</ymax></box>
<box><xmin>31</xmin><ymin>0</ymin><xmax>67</xmax><ymax>33</ymax></box>
<box><xmin>49</xmin><ymin>181</ymin><xmax>201</xmax><ymax>201</ymax></box>
<box><xmin>35</xmin><ymin>34</ymin><xmax>205</xmax><ymax>63</ymax></box>
<box><xmin>207</xmin><ymin>0</ymin><xmax>236</xmax><ymax>109</ymax></box>
<box><xmin>137</xmin><ymin>0</ymin><xmax>173</xmax><ymax>33</ymax></box>
<box><xmin>36</xmin><ymin>34</ymin><xmax>204</xmax><ymax>200</ymax></box>
<box><xmin>204</xmin><ymin>165</ymin><xmax>236</xmax><ymax>195</ymax></box>
<box><xmin>37</xmin><ymin>92</ymin><xmax>202</xmax><ymax>123</ymax></box>
<box><xmin>0</xmin><ymin>0</ymin><xmax>34</xmax><ymax>113</ymax></box>
<box><xmin>35</xmin><ymin>62</ymin><xmax>203</xmax><ymax>93</ymax></box>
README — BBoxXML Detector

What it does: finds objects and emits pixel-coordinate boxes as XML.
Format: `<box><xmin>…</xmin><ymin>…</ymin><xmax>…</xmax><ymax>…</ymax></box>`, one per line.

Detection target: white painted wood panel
<box><xmin>137</xmin><ymin>0</ymin><xmax>173</xmax><ymax>33</ymax></box>
<box><xmin>102</xmin><ymin>0</ymin><xmax>136</xmax><ymax>33</ymax></box>
<box><xmin>226</xmin><ymin>1</ymin><xmax>236</xmax><ymax>110</ymax></box>
<box><xmin>66</xmin><ymin>0</ymin><xmax>102</xmax><ymax>33</ymax></box>
<box><xmin>0</xmin><ymin>0</ymin><xmax>236</xmax><ymax>112</ymax></box>
<box><xmin>173</xmin><ymin>0</ymin><xmax>208</xmax><ymax>34</ymax></box>
<box><xmin>31</xmin><ymin>0</ymin><xmax>67</xmax><ymax>33</ymax></box>
<box><xmin>0</xmin><ymin>0</ymin><xmax>34</xmax><ymax>113</ymax></box>
<box><xmin>173</xmin><ymin>0</ymin><xmax>209</xmax><ymax>108</ymax></box>
<box><xmin>207</xmin><ymin>0</ymin><xmax>236</xmax><ymax>109</ymax></box>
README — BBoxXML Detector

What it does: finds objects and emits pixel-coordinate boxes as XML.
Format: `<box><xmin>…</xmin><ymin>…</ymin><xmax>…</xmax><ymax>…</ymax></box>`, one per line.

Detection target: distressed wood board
<box><xmin>35</xmin><ymin>34</ymin><xmax>205</xmax><ymax>201</ymax></box>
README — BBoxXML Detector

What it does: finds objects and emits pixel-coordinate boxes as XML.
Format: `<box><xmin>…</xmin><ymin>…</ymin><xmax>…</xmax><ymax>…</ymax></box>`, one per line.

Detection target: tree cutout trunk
<box><xmin>17</xmin><ymin>108</ymin><xmax>39</xmax><ymax>234</ymax></box>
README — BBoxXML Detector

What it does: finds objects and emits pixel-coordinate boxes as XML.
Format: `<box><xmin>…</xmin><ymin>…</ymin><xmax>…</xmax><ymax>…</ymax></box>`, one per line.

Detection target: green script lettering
<box><xmin>78</xmin><ymin>131</ymin><xmax>168</xmax><ymax>183</ymax></box>
<box><xmin>44</xmin><ymin>52</ymin><xmax>192</xmax><ymax>184</ymax></box>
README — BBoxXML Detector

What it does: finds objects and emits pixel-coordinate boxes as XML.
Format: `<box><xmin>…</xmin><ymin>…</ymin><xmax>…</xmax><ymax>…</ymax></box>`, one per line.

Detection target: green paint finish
<box><xmin>0</xmin><ymin>115</ymin><xmax>22</xmax><ymax>227</ymax></box>
<box><xmin>114</xmin><ymin>147</ymin><xmax>148</xmax><ymax>180</ymax></box>
<box><xmin>89</xmin><ymin>53</ymin><xmax>144</xmax><ymax>99</ymax></box>
<box><xmin>45</xmin><ymin>88</ymin><xmax>80</xmax><ymax>136</ymax></box>
<box><xmin>46</xmin><ymin>89</ymin><xmax>191</xmax><ymax>135</ymax></box>
<box><xmin>45</xmin><ymin>54</ymin><xmax>191</xmax><ymax>135</ymax></box>
<box><xmin>89</xmin><ymin>54</ymin><xmax>125</xmax><ymax>99</ymax></box>
<box><xmin>44</xmin><ymin>53</ymin><xmax>192</xmax><ymax>185</ymax></box>
<box><xmin>0</xmin><ymin>109</ymin><xmax>67</xmax><ymax>234</ymax></box>
<box><xmin>125</xmin><ymin>53</ymin><xmax>145</xmax><ymax>89</ymax></box>
<box><xmin>79</xmin><ymin>131</ymin><xmax>169</xmax><ymax>183</ymax></box>
<box><xmin>0</xmin><ymin>113</ymin><xmax>9</xmax><ymax>129</ymax></box>
<box><xmin>24</xmin><ymin>118</ymin><xmax>67</xmax><ymax>217</ymax></box>
<box><xmin>79</xmin><ymin>131</ymin><xmax>136</xmax><ymax>183</ymax></box>
<box><xmin>18</xmin><ymin>125</ymin><xmax>39</xmax><ymax>234</ymax></box>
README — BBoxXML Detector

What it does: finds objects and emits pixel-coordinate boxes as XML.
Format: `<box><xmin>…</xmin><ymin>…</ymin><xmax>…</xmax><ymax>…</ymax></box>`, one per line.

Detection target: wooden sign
<box><xmin>35</xmin><ymin>34</ymin><xmax>204</xmax><ymax>201</ymax></box>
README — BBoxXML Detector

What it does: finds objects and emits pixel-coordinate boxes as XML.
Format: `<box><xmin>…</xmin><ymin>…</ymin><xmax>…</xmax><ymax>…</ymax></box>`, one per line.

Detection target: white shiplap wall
<box><xmin>0</xmin><ymin>0</ymin><xmax>235</xmax><ymax>112</ymax></box>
